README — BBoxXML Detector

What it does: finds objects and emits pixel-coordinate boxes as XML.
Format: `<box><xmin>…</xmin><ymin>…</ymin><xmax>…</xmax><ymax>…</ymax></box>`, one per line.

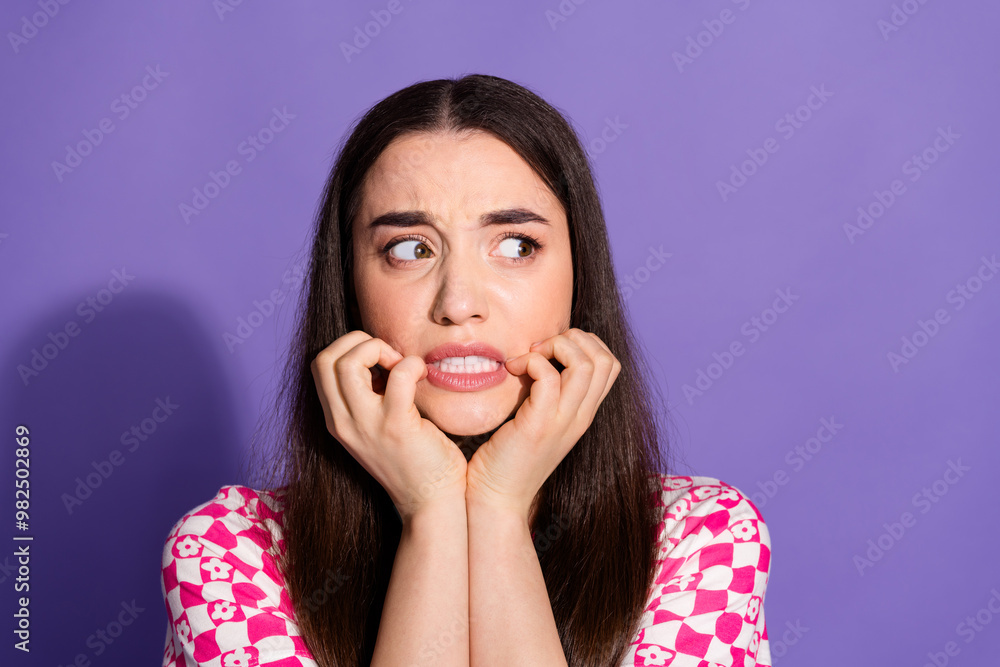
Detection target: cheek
<box><xmin>541</xmin><ymin>267</ymin><xmax>574</xmax><ymax>329</ymax></box>
<box><xmin>505</xmin><ymin>287</ymin><xmax>572</xmax><ymax>351</ymax></box>
<box><xmin>356</xmin><ymin>283</ymin><xmax>424</xmax><ymax>350</ymax></box>
<box><xmin>362</xmin><ymin>299</ymin><xmax>410</xmax><ymax>342</ymax></box>
<box><xmin>354</xmin><ymin>259</ymin><xmax>393</xmax><ymax>334</ymax></box>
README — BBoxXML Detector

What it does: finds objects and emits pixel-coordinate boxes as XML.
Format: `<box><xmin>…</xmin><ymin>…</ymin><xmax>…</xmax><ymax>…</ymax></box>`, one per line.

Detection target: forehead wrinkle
<box><xmin>359</xmin><ymin>132</ymin><xmax>565</xmax><ymax>239</ymax></box>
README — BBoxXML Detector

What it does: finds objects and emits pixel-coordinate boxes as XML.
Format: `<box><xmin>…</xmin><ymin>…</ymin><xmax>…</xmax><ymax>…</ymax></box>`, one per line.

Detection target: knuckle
<box><xmin>332</xmin><ymin>353</ymin><xmax>350</xmax><ymax>374</ymax></box>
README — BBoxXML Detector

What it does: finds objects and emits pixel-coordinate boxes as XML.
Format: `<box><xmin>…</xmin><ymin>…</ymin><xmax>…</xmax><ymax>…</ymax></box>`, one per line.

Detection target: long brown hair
<box><xmin>247</xmin><ymin>74</ymin><xmax>672</xmax><ymax>666</ymax></box>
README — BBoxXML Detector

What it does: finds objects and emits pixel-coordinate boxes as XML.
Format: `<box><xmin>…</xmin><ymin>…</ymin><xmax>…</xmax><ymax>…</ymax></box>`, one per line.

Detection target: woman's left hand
<box><xmin>464</xmin><ymin>328</ymin><xmax>621</xmax><ymax>521</ymax></box>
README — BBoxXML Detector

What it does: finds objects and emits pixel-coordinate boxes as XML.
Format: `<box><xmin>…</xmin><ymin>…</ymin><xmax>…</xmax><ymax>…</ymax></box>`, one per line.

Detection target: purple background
<box><xmin>2</xmin><ymin>1</ymin><xmax>999</xmax><ymax>665</ymax></box>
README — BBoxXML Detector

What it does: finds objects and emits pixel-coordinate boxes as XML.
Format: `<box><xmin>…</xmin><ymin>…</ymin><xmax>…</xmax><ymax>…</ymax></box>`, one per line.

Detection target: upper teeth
<box><xmin>434</xmin><ymin>355</ymin><xmax>500</xmax><ymax>373</ymax></box>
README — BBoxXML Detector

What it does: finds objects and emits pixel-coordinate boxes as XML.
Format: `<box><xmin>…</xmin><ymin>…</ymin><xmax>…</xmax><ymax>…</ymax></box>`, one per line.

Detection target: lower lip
<box><xmin>425</xmin><ymin>361</ymin><xmax>507</xmax><ymax>391</ymax></box>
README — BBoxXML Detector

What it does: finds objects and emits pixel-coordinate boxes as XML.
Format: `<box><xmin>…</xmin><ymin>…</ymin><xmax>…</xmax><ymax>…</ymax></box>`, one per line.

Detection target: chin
<box><xmin>416</xmin><ymin>389</ymin><xmax>521</xmax><ymax>437</ymax></box>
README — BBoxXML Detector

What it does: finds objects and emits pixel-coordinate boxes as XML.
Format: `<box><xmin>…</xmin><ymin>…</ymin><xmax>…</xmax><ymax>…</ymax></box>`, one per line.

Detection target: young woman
<box><xmin>160</xmin><ymin>74</ymin><xmax>772</xmax><ymax>667</ymax></box>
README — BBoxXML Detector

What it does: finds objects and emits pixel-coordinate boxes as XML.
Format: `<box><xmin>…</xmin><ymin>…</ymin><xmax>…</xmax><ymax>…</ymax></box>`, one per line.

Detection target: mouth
<box><xmin>424</xmin><ymin>341</ymin><xmax>505</xmax><ymax>365</ymax></box>
<box><xmin>430</xmin><ymin>355</ymin><xmax>503</xmax><ymax>374</ymax></box>
<box><xmin>424</xmin><ymin>342</ymin><xmax>507</xmax><ymax>391</ymax></box>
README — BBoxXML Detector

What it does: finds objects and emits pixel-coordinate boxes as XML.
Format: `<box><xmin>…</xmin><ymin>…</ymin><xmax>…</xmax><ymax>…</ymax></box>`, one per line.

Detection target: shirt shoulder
<box><xmin>654</xmin><ymin>470</ymin><xmax>763</xmax><ymax>515</ymax></box>
<box><xmin>625</xmin><ymin>473</ymin><xmax>772</xmax><ymax>665</ymax></box>
<box><xmin>160</xmin><ymin>485</ymin><xmax>316</xmax><ymax>666</ymax></box>
<box><xmin>651</xmin><ymin>472</ymin><xmax>770</xmax><ymax>567</ymax></box>
<box><xmin>163</xmin><ymin>485</ymin><xmax>288</xmax><ymax>554</ymax></box>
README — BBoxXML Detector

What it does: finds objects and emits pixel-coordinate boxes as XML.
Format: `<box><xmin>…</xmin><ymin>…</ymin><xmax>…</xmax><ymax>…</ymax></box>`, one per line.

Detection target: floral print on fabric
<box><xmin>161</xmin><ymin>475</ymin><xmax>771</xmax><ymax>666</ymax></box>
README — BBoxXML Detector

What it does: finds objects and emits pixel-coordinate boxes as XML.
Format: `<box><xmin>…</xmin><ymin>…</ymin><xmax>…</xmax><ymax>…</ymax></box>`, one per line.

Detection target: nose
<box><xmin>430</xmin><ymin>248</ymin><xmax>489</xmax><ymax>326</ymax></box>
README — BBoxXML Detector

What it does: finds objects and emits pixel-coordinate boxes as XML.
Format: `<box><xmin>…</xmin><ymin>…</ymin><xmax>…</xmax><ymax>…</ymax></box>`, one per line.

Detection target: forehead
<box><xmin>357</xmin><ymin>130</ymin><xmax>563</xmax><ymax>228</ymax></box>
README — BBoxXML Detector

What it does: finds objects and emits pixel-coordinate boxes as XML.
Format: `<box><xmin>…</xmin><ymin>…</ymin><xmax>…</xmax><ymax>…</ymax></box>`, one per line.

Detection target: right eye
<box><xmin>387</xmin><ymin>238</ymin><xmax>432</xmax><ymax>261</ymax></box>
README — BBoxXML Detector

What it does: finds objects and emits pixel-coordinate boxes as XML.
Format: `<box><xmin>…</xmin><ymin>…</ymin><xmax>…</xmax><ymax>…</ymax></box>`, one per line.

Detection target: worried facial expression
<box><xmin>351</xmin><ymin>129</ymin><xmax>574</xmax><ymax>437</ymax></box>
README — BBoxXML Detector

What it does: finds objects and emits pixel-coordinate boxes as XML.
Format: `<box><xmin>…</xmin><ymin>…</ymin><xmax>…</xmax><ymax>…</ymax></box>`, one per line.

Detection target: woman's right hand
<box><xmin>310</xmin><ymin>330</ymin><xmax>468</xmax><ymax>522</ymax></box>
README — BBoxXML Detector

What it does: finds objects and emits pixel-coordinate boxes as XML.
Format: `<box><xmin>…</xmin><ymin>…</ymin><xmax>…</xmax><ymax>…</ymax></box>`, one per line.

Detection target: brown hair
<box><xmin>248</xmin><ymin>73</ymin><xmax>672</xmax><ymax>666</ymax></box>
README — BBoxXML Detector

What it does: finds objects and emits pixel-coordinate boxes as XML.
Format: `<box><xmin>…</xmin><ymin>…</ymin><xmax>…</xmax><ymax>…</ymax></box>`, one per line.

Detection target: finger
<box><xmin>334</xmin><ymin>337</ymin><xmax>404</xmax><ymax>421</ymax></box>
<box><xmin>311</xmin><ymin>330</ymin><xmax>372</xmax><ymax>390</ymax></box>
<box><xmin>531</xmin><ymin>334</ymin><xmax>593</xmax><ymax>413</ymax></box>
<box><xmin>563</xmin><ymin>328</ymin><xmax>620</xmax><ymax>415</ymax></box>
<box><xmin>524</xmin><ymin>335</ymin><xmax>593</xmax><ymax>415</ymax></box>
<box><xmin>565</xmin><ymin>328</ymin><xmax>619</xmax><ymax>386</ymax></box>
<box><xmin>310</xmin><ymin>331</ymin><xmax>376</xmax><ymax>432</ymax></box>
<box><xmin>504</xmin><ymin>351</ymin><xmax>562</xmax><ymax>422</ymax></box>
<box><xmin>315</xmin><ymin>329</ymin><xmax>375</xmax><ymax>365</ymax></box>
<box><xmin>575</xmin><ymin>326</ymin><xmax>614</xmax><ymax>358</ymax></box>
<box><xmin>382</xmin><ymin>354</ymin><xmax>427</xmax><ymax>420</ymax></box>
<box><xmin>541</xmin><ymin>330</ymin><xmax>605</xmax><ymax>418</ymax></box>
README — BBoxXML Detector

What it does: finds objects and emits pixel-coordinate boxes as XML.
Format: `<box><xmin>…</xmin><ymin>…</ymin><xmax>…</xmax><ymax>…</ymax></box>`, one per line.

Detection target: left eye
<box><xmin>389</xmin><ymin>240</ymin><xmax>431</xmax><ymax>260</ymax></box>
<box><xmin>498</xmin><ymin>237</ymin><xmax>533</xmax><ymax>259</ymax></box>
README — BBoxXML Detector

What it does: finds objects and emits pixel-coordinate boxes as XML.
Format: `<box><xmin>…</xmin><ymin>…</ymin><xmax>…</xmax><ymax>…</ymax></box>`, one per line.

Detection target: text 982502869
<box><xmin>14</xmin><ymin>424</ymin><xmax>32</xmax><ymax>653</ymax></box>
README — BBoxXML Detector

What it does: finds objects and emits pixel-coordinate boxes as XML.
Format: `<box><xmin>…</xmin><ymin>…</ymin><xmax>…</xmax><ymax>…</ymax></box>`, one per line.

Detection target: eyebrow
<box><xmin>366</xmin><ymin>207</ymin><xmax>550</xmax><ymax>230</ymax></box>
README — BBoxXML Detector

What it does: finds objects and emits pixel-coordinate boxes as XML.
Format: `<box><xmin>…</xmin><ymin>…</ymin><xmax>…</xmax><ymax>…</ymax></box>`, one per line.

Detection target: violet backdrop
<box><xmin>1</xmin><ymin>1</ymin><xmax>998</xmax><ymax>665</ymax></box>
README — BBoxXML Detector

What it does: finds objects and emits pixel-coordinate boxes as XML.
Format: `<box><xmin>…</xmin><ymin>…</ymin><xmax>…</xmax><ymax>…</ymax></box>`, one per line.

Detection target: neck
<box><xmin>446</xmin><ymin>427</ymin><xmax>499</xmax><ymax>463</ymax></box>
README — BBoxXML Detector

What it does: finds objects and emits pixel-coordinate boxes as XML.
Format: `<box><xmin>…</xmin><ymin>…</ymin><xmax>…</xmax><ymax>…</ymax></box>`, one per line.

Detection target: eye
<box><xmin>387</xmin><ymin>238</ymin><xmax>431</xmax><ymax>261</ymax></box>
<box><xmin>497</xmin><ymin>232</ymin><xmax>542</xmax><ymax>262</ymax></box>
<box><xmin>380</xmin><ymin>231</ymin><xmax>543</xmax><ymax>266</ymax></box>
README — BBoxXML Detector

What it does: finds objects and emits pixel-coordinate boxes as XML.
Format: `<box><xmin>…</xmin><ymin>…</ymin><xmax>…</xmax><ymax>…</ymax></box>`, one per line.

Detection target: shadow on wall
<box><xmin>1</xmin><ymin>289</ymin><xmax>245</xmax><ymax>665</ymax></box>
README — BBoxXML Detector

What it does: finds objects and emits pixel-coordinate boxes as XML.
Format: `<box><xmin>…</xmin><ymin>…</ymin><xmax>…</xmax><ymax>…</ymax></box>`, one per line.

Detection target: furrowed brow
<box><xmin>367</xmin><ymin>208</ymin><xmax>550</xmax><ymax>230</ymax></box>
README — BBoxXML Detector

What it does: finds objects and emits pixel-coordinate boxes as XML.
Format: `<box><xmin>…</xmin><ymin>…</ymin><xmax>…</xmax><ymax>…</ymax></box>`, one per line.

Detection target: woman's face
<box><xmin>352</xmin><ymin>129</ymin><xmax>574</xmax><ymax>437</ymax></box>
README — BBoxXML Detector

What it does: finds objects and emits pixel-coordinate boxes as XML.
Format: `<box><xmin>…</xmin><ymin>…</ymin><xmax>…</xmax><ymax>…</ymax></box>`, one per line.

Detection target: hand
<box><xmin>310</xmin><ymin>330</ymin><xmax>468</xmax><ymax>522</ymax></box>
<box><xmin>464</xmin><ymin>328</ymin><xmax>621</xmax><ymax>520</ymax></box>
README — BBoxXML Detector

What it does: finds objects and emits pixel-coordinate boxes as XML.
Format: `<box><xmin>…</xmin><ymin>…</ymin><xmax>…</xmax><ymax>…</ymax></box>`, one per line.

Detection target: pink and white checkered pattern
<box><xmin>161</xmin><ymin>486</ymin><xmax>316</xmax><ymax>666</ymax></box>
<box><xmin>161</xmin><ymin>474</ymin><xmax>770</xmax><ymax>666</ymax></box>
<box><xmin>624</xmin><ymin>475</ymin><xmax>772</xmax><ymax>666</ymax></box>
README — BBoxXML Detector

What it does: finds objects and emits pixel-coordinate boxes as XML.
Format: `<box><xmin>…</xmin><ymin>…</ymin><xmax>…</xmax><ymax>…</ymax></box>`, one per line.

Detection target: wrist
<box><xmin>398</xmin><ymin>493</ymin><xmax>467</xmax><ymax>528</ymax></box>
<box><xmin>466</xmin><ymin>494</ymin><xmax>531</xmax><ymax>529</ymax></box>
